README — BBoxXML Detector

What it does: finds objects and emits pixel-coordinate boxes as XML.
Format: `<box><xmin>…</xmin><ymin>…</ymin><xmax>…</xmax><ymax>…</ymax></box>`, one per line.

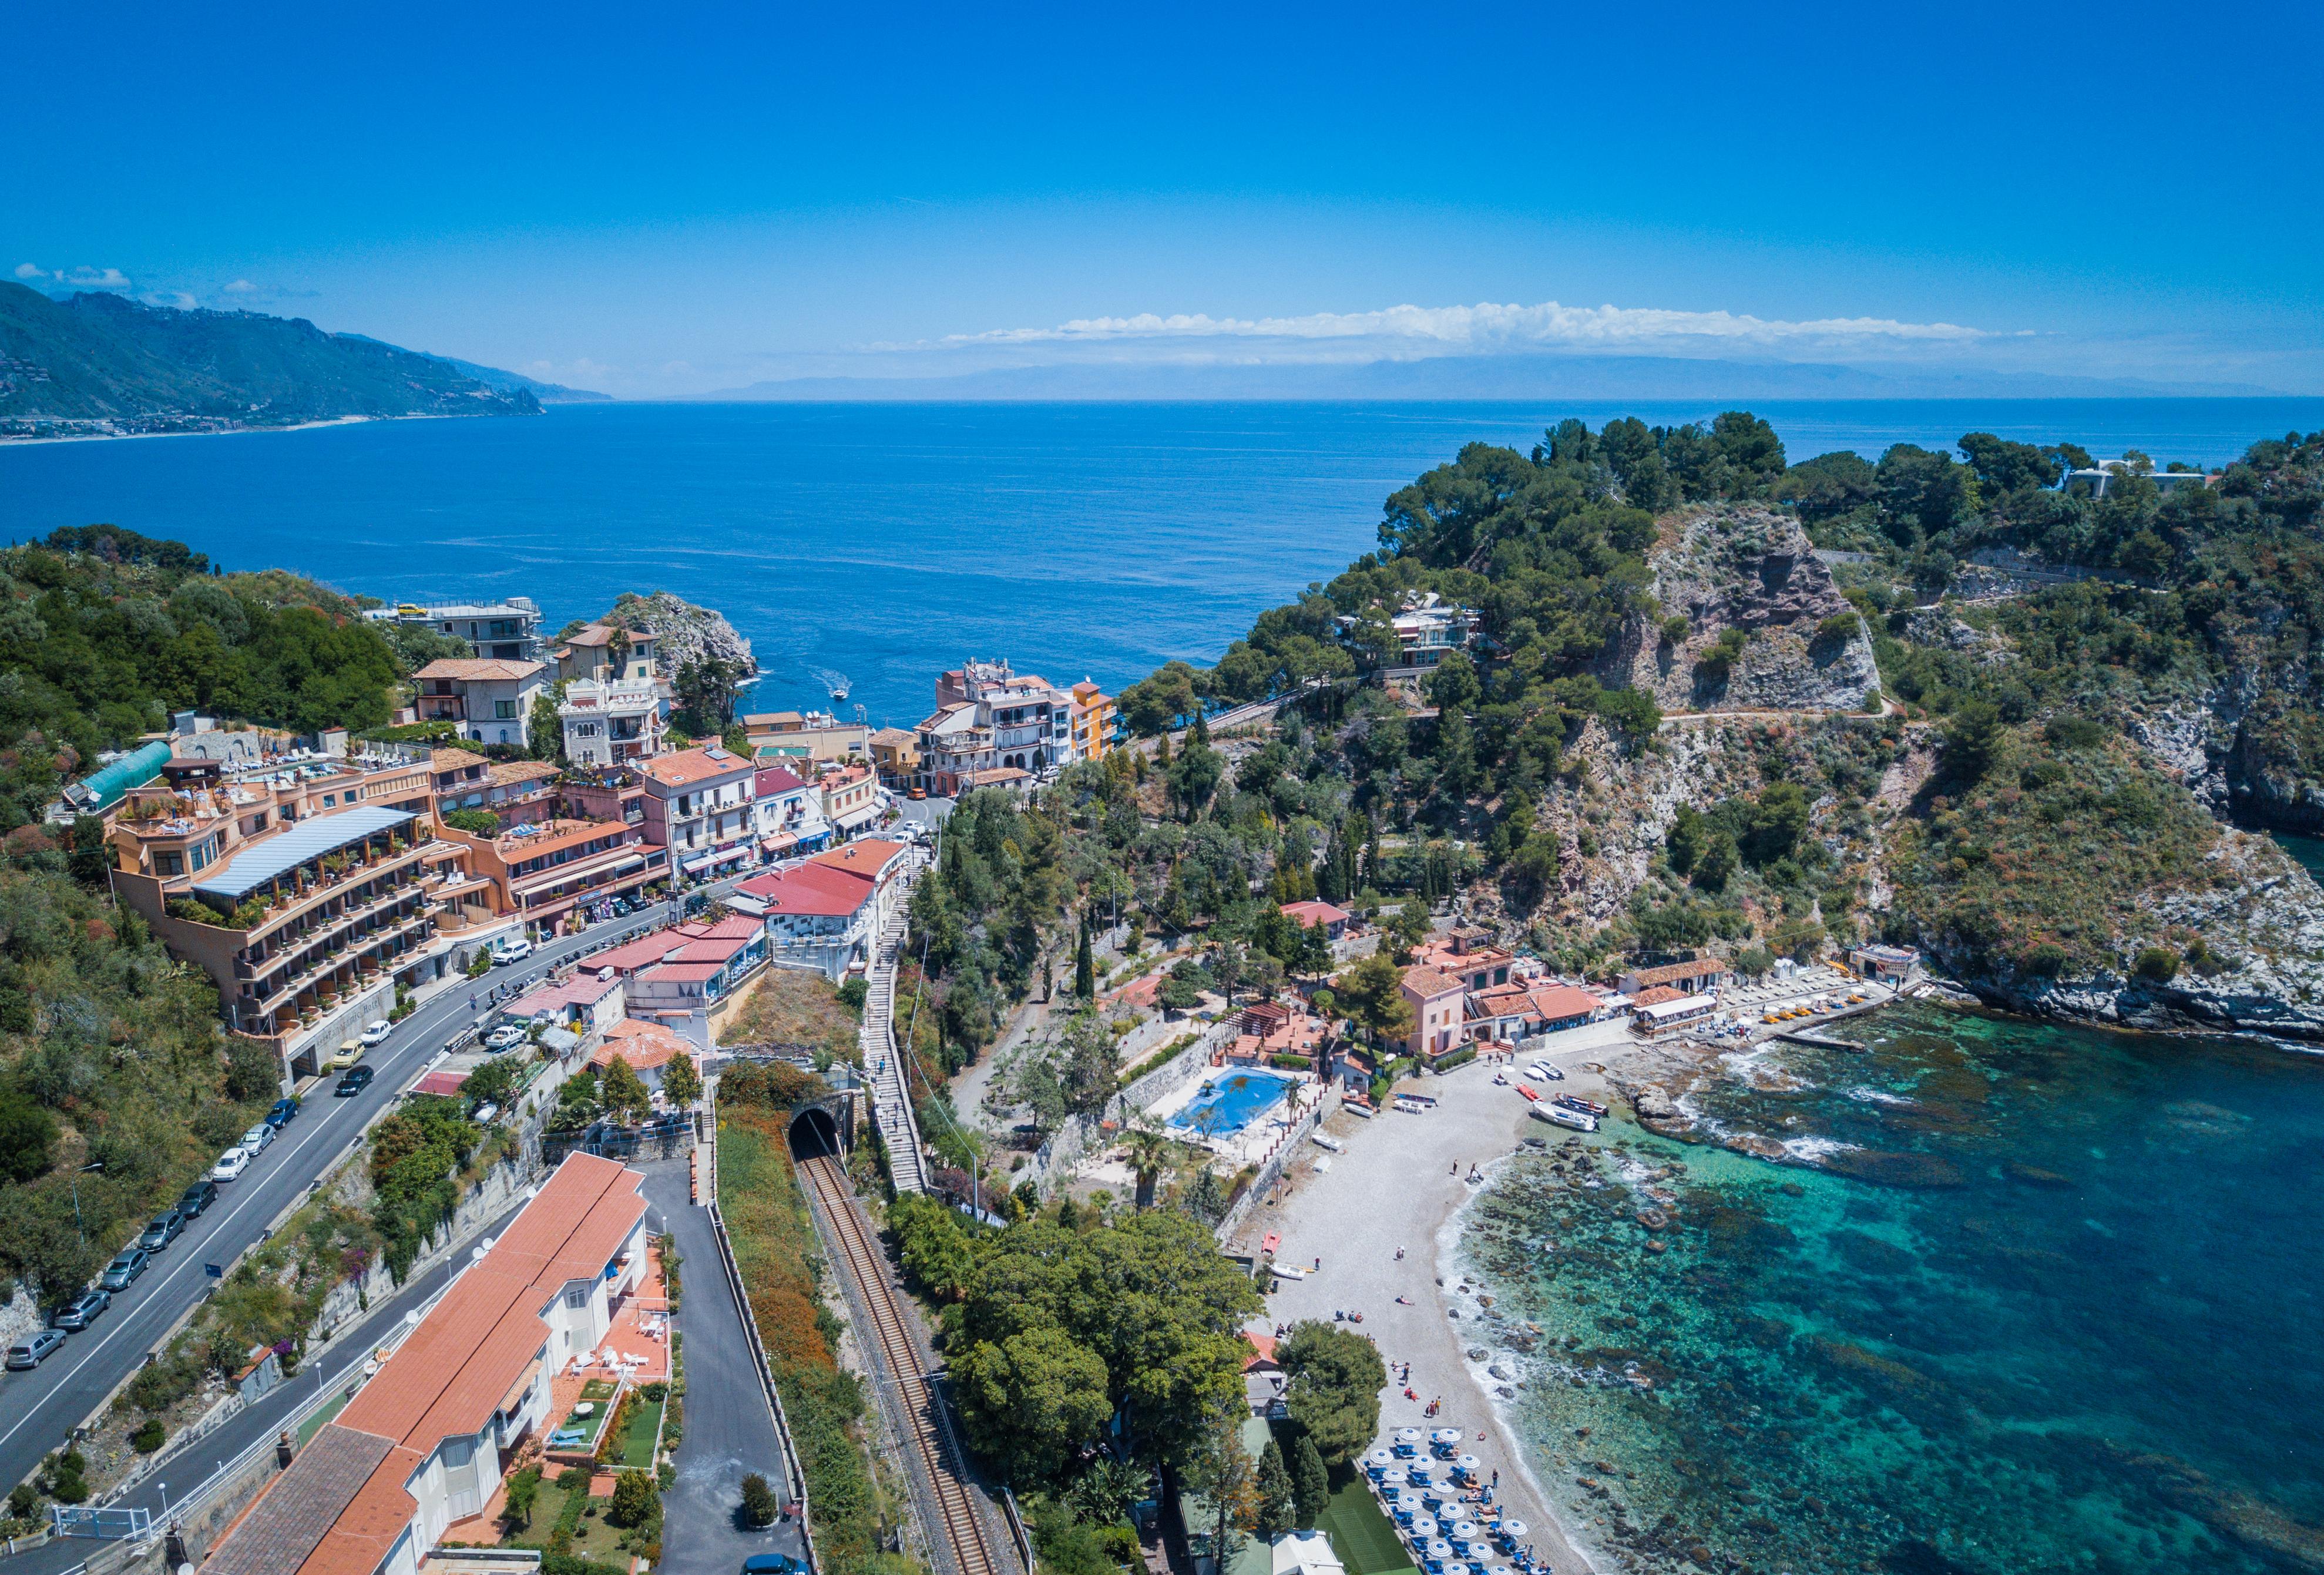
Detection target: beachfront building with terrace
<box><xmin>435</xmin><ymin>818</ymin><xmax>669</xmax><ymax>938</ymax></box>
<box><xmin>1465</xmin><ymin>980</ymin><xmax>1607</xmax><ymax>1046</ymax></box>
<box><xmin>1401</xmin><ymin>964</ymin><xmax>1467</xmax><ymax>1062</ymax></box>
<box><xmin>725</xmin><ymin>839</ymin><xmax>908</xmax><ymax>980</ymax></box>
<box><xmin>820</xmin><ymin>759</ymin><xmax>884</xmax><ymax>837</ymax></box>
<box><xmin>742</xmin><ymin>710</ymin><xmax>868</xmax><ymax>763</ymax></box>
<box><xmin>559</xmin><ymin>676</ymin><xmax>666</xmax><ymax>767</ymax></box>
<box><xmin>639</xmin><ymin>745</ymin><xmax>758</xmax><ymax>880</ymax></box>
<box><xmin>194</xmin><ymin>1154</ymin><xmax>653</xmax><ymax>1575</ymax></box>
<box><xmin>584</xmin><ymin>916</ymin><xmax>768</xmax><ymax>1040</ymax></box>
<box><xmin>1616</xmin><ymin>956</ymin><xmax>1734</xmax><ymax>997</ymax></box>
<box><xmin>411</xmin><ymin>659</ymin><xmax>549</xmax><ymax>750</ymax></box>
<box><xmin>108</xmin><ymin>748</ymin><xmax>502</xmax><ymax>1084</ymax></box>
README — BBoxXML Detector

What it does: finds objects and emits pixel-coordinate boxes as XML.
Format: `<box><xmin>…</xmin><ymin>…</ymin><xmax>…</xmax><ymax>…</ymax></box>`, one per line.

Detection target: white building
<box><xmin>196</xmin><ymin>1154</ymin><xmax>650</xmax><ymax>1575</ymax></box>
<box><xmin>915</xmin><ymin>658</ymin><xmax>1085</xmax><ymax>792</ymax></box>
<box><xmin>559</xmin><ymin>676</ymin><xmax>666</xmax><ymax>767</ymax></box>
<box><xmin>363</xmin><ymin>598</ymin><xmax>545</xmax><ymax>663</ymax></box>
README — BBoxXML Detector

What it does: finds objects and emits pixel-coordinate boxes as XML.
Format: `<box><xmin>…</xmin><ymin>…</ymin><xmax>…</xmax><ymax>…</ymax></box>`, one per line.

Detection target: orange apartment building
<box><xmin>109</xmin><ymin>747</ymin><xmax>505</xmax><ymax>1086</ymax></box>
<box><xmin>433</xmin><ymin>817</ymin><xmax>670</xmax><ymax>937</ymax></box>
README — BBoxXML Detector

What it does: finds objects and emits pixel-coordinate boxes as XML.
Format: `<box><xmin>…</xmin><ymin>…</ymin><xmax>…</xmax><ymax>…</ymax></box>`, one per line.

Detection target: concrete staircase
<box><xmin>862</xmin><ymin>887</ymin><xmax>929</xmax><ymax>1194</ymax></box>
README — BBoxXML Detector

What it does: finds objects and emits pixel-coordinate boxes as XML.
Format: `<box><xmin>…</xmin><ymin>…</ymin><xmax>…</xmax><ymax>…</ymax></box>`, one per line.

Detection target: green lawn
<box><xmin>1317</xmin><ymin>1466</ymin><xmax>1417</xmax><ymax>1575</ymax></box>
<box><xmin>295</xmin><ymin>1394</ymin><xmax>348</xmax><ymax>1446</ymax></box>
<box><xmin>580</xmin><ymin>1378</ymin><xmax>619</xmax><ymax>1402</ymax></box>
<box><xmin>617</xmin><ymin>1396</ymin><xmax>664</xmax><ymax>1467</ymax></box>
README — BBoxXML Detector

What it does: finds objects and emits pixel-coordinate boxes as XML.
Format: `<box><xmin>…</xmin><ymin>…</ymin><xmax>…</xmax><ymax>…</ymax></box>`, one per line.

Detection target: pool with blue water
<box><xmin>1167</xmin><ymin>1068</ymin><xmax>1300</xmax><ymax>1136</ymax></box>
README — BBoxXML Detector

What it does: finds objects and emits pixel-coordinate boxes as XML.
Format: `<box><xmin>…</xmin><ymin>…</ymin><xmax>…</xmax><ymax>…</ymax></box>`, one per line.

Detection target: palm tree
<box><xmin>1121</xmin><ymin>1119</ymin><xmax>1174</xmax><ymax>1211</ymax></box>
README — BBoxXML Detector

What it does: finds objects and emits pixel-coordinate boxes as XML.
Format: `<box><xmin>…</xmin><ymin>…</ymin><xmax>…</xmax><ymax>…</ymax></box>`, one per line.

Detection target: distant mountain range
<box><xmin>0</xmin><ymin>283</ymin><xmax>602</xmax><ymax>438</ymax></box>
<box><xmin>703</xmin><ymin>353</ymin><xmax>2282</xmax><ymax>402</ymax></box>
<box><xmin>335</xmin><ymin>336</ymin><xmax>610</xmax><ymax>403</ymax></box>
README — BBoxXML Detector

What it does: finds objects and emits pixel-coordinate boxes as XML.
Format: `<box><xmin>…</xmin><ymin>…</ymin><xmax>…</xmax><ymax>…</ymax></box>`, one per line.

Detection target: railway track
<box><xmin>798</xmin><ymin>1151</ymin><xmax>1002</xmax><ymax>1575</ymax></box>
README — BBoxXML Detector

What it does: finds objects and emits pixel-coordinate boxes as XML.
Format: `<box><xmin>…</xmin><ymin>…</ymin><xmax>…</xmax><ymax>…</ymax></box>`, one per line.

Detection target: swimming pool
<box><xmin>1167</xmin><ymin>1069</ymin><xmax>1301</xmax><ymax>1136</ymax></box>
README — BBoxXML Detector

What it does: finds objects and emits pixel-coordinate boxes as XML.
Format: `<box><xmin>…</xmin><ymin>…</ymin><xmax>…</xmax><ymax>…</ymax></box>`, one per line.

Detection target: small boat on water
<box><xmin>1535</xmin><ymin>1104</ymin><xmax>1598</xmax><ymax>1133</ymax></box>
<box><xmin>1554</xmin><ymin>1094</ymin><xmax>1610</xmax><ymax>1117</ymax></box>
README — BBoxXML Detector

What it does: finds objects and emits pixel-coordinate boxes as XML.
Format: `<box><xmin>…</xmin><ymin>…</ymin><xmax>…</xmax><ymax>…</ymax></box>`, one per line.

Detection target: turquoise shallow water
<box><xmin>1453</xmin><ymin>1003</ymin><xmax>2324</xmax><ymax>1575</ymax></box>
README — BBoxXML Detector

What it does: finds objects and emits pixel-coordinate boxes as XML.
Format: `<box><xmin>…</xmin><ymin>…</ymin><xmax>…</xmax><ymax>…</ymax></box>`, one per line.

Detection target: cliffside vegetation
<box><xmin>1111</xmin><ymin>413</ymin><xmax>2324</xmax><ymax>1025</ymax></box>
<box><xmin>0</xmin><ymin>526</ymin><xmax>415</xmax><ymax>827</ymax></box>
<box><xmin>0</xmin><ymin>281</ymin><xmax>538</xmax><ymax>434</ymax></box>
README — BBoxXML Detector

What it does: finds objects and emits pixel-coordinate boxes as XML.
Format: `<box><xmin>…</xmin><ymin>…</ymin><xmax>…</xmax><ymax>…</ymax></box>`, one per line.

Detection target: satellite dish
<box><xmin>404</xmin><ymin>1311</ymin><xmax>421</xmax><ymax>1328</ymax></box>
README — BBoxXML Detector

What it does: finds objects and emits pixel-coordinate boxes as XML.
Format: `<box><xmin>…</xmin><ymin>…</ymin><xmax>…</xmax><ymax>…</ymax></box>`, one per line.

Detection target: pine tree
<box><xmin>1191</xmin><ymin>707</ymin><xmax>1211</xmax><ymax>745</ymax></box>
<box><xmin>1290</xmin><ymin>1433</ymin><xmax>1331</xmax><ymax>1530</ymax></box>
<box><xmin>1254</xmin><ymin>1439</ymin><xmax>1293</xmax><ymax>1541</ymax></box>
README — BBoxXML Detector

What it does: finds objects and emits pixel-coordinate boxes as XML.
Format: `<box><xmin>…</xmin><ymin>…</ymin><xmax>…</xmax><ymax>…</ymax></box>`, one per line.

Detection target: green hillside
<box><xmin>0</xmin><ymin>281</ymin><xmax>540</xmax><ymax>434</ymax></box>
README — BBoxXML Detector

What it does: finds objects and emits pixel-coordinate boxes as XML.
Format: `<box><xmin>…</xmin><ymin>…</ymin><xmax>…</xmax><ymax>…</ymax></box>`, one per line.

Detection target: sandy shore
<box><xmin>1236</xmin><ymin>1045</ymin><xmax>1634</xmax><ymax>1575</ymax></box>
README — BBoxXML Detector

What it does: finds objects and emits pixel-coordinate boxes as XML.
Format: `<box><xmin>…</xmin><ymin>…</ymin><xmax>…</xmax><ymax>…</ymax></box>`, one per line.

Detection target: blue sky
<box><xmin>7</xmin><ymin>0</ymin><xmax>2320</xmax><ymax>397</ymax></box>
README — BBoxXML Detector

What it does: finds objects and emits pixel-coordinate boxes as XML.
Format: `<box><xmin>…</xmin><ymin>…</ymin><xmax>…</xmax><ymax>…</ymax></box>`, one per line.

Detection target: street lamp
<box><xmin>72</xmin><ymin>1160</ymin><xmax>104</xmax><ymax>1246</ymax></box>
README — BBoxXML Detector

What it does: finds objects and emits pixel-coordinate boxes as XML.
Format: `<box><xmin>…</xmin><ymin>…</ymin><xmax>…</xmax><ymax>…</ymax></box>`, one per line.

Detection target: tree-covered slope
<box><xmin>0</xmin><ymin>281</ymin><xmax>539</xmax><ymax>429</ymax></box>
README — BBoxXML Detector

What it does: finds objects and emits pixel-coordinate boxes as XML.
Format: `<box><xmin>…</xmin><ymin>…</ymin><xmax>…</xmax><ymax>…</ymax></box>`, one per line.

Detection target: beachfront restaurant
<box><xmin>1631</xmin><ymin>992</ymin><xmax>1720</xmax><ymax>1037</ymax></box>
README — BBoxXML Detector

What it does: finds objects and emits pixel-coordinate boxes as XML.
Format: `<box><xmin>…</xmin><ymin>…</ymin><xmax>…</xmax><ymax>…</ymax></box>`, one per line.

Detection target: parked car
<box><xmin>359</xmin><ymin>1019</ymin><xmax>394</xmax><ymax>1048</ymax></box>
<box><xmin>743</xmin><ymin>1556</ymin><xmax>805</xmax><ymax>1575</ymax></box>
<box><xmin>485</xmin><ymin>1025</ymin><xmax>526</xmax><ymax>1052</ymax></box>
<box><xmin>264</xmin><ymin>1097</ymin><xmax>300</xmax><ymax>1131</ymax></box>
<box><xmin>240</xmin><ymin>1122</ymin><xmax>275</xmax><ymax>1154</ymax></box>
<box><xmin>100</xmin><ymin>1248</ymin><xmax>152</xmax><ymax>1291</ymax></box>
<box><xmin>491</xmin><ymin>936</ymin><xmax>533</xmax><ymax>965</ymax></box>
<box><xmin>6</xmin><ymin>1329</ymin><xmax>66</xmax><ymax>1369</ymax></box>
<box><xmin>177</xmin><ymin>1178</ymin><xmax>217</xmax><ymax>1217</ymax></box>
<box><xmin>51</xmin><ymin>1288</ymin><xmax>110</xmax><ymax>1330</ymax></box>
<box><xmin>335</xmin><ymin>1065</ymin><xmax>377</xmax><ymax>1097</ymax></box>
<box><xmin>138</xmin><ymin>1210</ymin><xmax>185</xmax><ymax>1252</ymax></box>
<box><xmin>210</xmin><ymin>1147</ymin><xmax>252</xmax><ymax>1183</ymax></box>
<box><xmin>324</xmin><ymin>1040</ymin><xmax>365</xmax><ymax>1072</ymax></box>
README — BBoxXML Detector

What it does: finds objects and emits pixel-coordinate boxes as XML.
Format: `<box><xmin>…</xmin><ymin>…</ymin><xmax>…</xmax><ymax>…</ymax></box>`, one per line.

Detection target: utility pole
<box><xmin>71</xmin><ymin>1160</ymin><xmax>105</xmax><ymax>1246</ymax></box>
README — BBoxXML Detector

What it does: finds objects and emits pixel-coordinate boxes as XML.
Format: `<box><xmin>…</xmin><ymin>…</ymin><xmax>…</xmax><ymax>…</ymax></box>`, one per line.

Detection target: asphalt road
<box><xmin>0</xmin><ymin>888</ymin><xmax>724</xmax><ymax>1511</ymax></box>
<box><xmin>2</xmin><ymin>1190</ymin><xmax>539</xmax><ymax>1575</ymax></box>
<box><xmin>642</xmin><ymin>1160</ymin><xmax>808</xmax><ymax>1575</ymax></box>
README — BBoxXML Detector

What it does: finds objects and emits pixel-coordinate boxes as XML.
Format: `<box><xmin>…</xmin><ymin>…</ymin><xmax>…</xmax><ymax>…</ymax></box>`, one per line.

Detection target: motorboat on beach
<box><xmin>1534</xmin><ymin>1104</ymin><xmax>1598</xmax><ymax>1133</ymax></box>
<box><xmin>1553</xmin><ymin>1094</ymin><xmax>1609</xmax><ymax>1117</ymax></box>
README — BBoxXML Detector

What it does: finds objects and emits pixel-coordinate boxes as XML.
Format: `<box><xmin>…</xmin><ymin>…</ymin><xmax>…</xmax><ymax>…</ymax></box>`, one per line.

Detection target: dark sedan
<box><xmin>334</xmin><ymin>1065</ymin><xmax>376</xmax><ymax>1096</ymax></box>
<box><xmin>138</xmin><ymin>1210</ymin><xmax>185</xmax><ymax>1251</ymax></box>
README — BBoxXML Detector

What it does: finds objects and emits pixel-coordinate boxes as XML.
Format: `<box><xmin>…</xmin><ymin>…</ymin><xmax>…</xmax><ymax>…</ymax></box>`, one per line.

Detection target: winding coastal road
<box><xmin>0</xmin><ymin>886</ymin><xmax>730</xmax><ymax>1537</ymax></box>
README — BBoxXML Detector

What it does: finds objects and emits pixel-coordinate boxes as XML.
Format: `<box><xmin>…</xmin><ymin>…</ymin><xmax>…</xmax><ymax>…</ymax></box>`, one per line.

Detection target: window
<box><xmin>156</xmin><ymin>851</ymin><xmax>184</xmax><ymax>878</ymax></box>
<box><xmin>322</xmin><ymin>794</ymin><xmax>337</xmax><ymax>807</ymax></box>
<box><xmin>190</xmin><ymin>838</ymin><xmax>214</xmax><ymax>871</ymax></box>
<box><xmin>495</xmin><ymin>700</ymin><xmax>518</xmax><ymax>720</ymax></box>
<box><xmin>565</xmin><ymin>1285</ymin><xmax>590</xmax><ymax>1309</ymax></box>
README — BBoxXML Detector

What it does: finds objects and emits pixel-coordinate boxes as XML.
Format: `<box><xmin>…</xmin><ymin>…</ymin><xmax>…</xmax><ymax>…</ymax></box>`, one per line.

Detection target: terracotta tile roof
<box><xmin>1628</xmin><ymin>958</ymin><xmax>1727</xmax><ymax>988</ymax></box>
<box><xmin>640</xmin><ymin>746</ymin><xmax>751</xmax><ymax>788</ymax></box>
<box><xmin>411</xmin><ymin>1069</ymin><xmax>468</xmax><ymax>1097</ymax></box>
<box><xmin>869</xmin><ymin>727</ymin><xmax>919</xmax><ymax>746</ymax></box>
<box><xmin>412</xmin><ymin>659</ymin><xmax>546</xmax><ymax>683</ymax></box>
<box><xmin>429</xmin><ymin>747</ymin><xmax>489</xmax><ymax>774</ymax></box>
<box><xmin>1281</xmin><ymin>899</ymin><xmax>1351</xmax><ymax>927</ymax></box>
<box><xmin>808</xmin><ymin>839</ymin><xmax>905</xmax><ymax>879</ymax></box>
<box><xmin>596</xmin><ymin>1020</ymin><xmax>691</xmax><ymax>1072</ymax></box>
<box><xmin>1631</xmin><ymin>985</ymin><xmax>1688</xmax><ymax>1007</ymax></box>
<box><xmin>1401</xmin><ymin>965</ymin><xmax>1463</xmax><ymax>998</ymax></box>
<box><xmin>754</xmin><ymin>765</ymin><xmax>811</xmax><ymax>794</ymax></box>
<box><xmin>509</xmin><ymin>972</ymin><xmax>624</xmax><ymax>1016</ymax></box>
<box><xmin>735</xmin><ymin>862</ymin><xmax>875</xmax><ymax>917</ymax></box>
<box><xmin>1527</xmin><ymin>984</ymin><xmax>1604</xmax><ymax>1020</ymax></box>
<box><xmin>562</xmin><ymin>623</ymin><xmax>615</xmax><ymax>647</ymax></box>
<box><xmin>486</xmin><ymin>760</ymin><xmax>559</xmax><ymax>788</ymax></box>
<box><xmin>201</xmin><ymin>1423</ymin><xmax>397</xmax><ymax>1575</ymax></box>
<box><xmin>637</xmin><ymin>960</ymin><xmax>725</xmax><ymax>983</ymax></box>
<box><xmin>296</xmin><ymin>1443</ymin><xmax>427</xmax><ymax>1575</ymax></box>
<box><xmin>589</xmin><ymin>931</ymin><xmax>690</xmax><ymax>973</ymax></box>
<box><xmin>680</xmin><ymin>914</ymin><xmax>765</xmax><ymax>941</ymax></box>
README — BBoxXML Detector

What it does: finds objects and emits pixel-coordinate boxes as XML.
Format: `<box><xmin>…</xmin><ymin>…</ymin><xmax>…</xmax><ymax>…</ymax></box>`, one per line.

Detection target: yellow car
<box><xmin>324</xmin><ymin>1040</ymin><xmax>366</xmax><ymax>1073</ymax></box>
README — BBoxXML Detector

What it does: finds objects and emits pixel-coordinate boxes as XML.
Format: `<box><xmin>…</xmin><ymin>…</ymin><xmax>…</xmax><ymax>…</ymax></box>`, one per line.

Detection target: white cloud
<box><xmin>224</xmin><ymin>278</ymin><xmax>256</xmax><ymax>293</ymax></box>
<box><xmin>919</xmin><ymin>298</ymin><xmax>1987</xmax><ymax>364</ymax></box>
<box><xmin>13</xmin><ymin>263</ymin><xmax>42</xmax><ymax>280</ymax></box>
<box><xmin>140</xmin><ymin>290</ymin><xmax>199</xmax><ymax>310</ymax></box>
<box><xmin>59</xmin><ymin>265</ymin><xmax>132</xmax><ymax>290</ymax></box>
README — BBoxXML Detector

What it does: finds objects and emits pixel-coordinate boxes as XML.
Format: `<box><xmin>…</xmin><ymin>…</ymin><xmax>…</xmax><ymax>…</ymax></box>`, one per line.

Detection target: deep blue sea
<box><xmin>2</xmin><ymin>398</ymin><xmax>2319</xmax><ymax>726</ymax></box>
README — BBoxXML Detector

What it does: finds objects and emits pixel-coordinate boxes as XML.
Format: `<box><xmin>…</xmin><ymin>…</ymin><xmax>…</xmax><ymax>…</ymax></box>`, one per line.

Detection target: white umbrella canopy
<box><xmin>1396</xmin><ymin>1427</ymin><xmax>1425</xmax><ymax>1444</ymax></box>
<box><xmin>1366</xmin><ymin>1448</ymin><xmax>1394</xmax><ymax>1469</ymax></box>
<box><xmin>1456</xmin><ymin>1453</ymin><xmax>1483</xmax><ymax>1473</ymax></box>
<box><xmin>1497</xmin><ymin>1521</ymin><xmax>1529</xmax><ymax>1540</ymax></box>
<box><xmin>1430</xmin><ymin>1426</ymin><xmax>1464</xmax><ymax>1444</ymax></box>
<box><xmin>1450</xmin><ymin>1523</ymin><xmax>1479</xmax><ymax>1540</ymax></box>
<box><xmin>1426</xmin><ymin>1542</ymin><xmax>1454</xmax><ymax>1561</ymax></box>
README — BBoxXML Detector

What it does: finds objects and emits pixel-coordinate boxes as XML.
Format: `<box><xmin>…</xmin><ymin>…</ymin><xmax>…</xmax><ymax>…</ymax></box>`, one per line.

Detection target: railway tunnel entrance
<box><xmin>788</xmin><ymin>1102</ymin><xmax>845</xmax><ymax>1161</ymax></box>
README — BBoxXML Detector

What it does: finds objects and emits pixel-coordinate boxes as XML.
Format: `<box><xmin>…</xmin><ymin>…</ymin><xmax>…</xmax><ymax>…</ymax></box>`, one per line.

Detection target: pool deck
<box><xmin>1147</xmin><ymin>1065</ymin><xmax>1315</xmax><ymax>1167</ymax></box>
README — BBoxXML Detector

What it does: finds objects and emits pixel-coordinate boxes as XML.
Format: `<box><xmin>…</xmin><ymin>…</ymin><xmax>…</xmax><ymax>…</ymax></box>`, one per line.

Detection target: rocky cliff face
<box><xmin>1600</xmin><ymin>506</ymin><xmax>1880</xmax><ymax>712</ymax></box>
<box><xmin>601</xmin><ymin>590</ymin><xmax>759</xmax><ymax>682</ymax></box>
<box><xmin>1932</xmin><ymin>830</ymin><xmax>2324</xmax><ymax>1039</ymax></box>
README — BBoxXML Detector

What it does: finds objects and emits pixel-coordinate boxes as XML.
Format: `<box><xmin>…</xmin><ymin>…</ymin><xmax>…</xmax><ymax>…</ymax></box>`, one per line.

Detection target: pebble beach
<box><xmin>1237</xmin><ymin>1052</ymin><xmax>1631</xmax><ymax>1575</ymax></box>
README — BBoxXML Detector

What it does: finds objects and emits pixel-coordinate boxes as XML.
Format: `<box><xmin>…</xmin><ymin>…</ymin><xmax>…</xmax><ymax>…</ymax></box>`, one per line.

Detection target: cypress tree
<box><xmin>1254</xmin><ymin>1439</ymin><xmax>1292</xmax><ymax>1541</ymax></box>
<box><xmin>1074</xmin><ymin>912</ymin><xmax>1096</xmax><ymax>998</ymax></box>
<box><xmin>1290</xmin><ymin>1433</ymin><xmax>1331</xmax><ymax>1530</ymax></box>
